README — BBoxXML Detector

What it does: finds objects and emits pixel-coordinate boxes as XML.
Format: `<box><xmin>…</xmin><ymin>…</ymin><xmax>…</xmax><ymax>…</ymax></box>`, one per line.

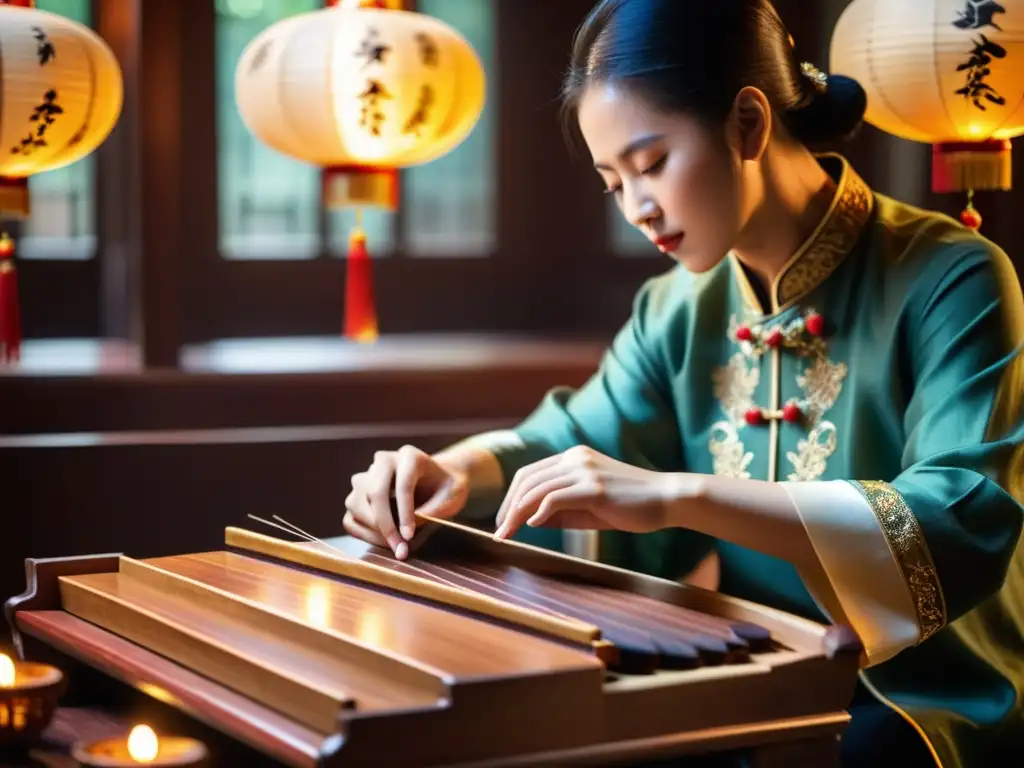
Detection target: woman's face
<box><xmin>577</xmin><ymin>81</ymin><xmax>755</xmax><ymax>272</ymax></box>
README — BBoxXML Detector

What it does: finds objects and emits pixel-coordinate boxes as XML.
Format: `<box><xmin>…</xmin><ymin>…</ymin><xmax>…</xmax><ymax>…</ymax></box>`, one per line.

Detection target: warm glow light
<box><xmin>127</xmin><ymin>725</ymin><xmax>159</xmax><ymax>763</ymax></box>
<box><xmin>235</xmin><ymin>5</ymin><xmax>485</xmax><ymax>170</ymax></box>
<box><xmin>303</xmin><ymin>584</ymin><xmax>331</xmax><ymax>629</ymax></box>
<box><xmin>0</xmin><ymin>654</ymin><xmax>14</xmax><ymax>688</ymax></box>
<box><xmin>0</xmin><ymin>5</ymin><xmax>123</xmax><ymax>177</ymax></box>
<box><xmin>830</xmin><ymin>0</ymin><xmax>1024</xmax><ymax>144</ymax></box>
<box><xmin>355</xmin><ymin>607</ymin><xmax>387</xmax><ymax>646</ymax></box>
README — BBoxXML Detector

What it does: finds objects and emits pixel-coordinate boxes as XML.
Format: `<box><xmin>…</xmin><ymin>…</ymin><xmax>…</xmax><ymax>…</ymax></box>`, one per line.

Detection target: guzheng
<box><xmin>5</xmin><ymin>516</ymin><xmax>863</xmax><ymax>767</ymax></box>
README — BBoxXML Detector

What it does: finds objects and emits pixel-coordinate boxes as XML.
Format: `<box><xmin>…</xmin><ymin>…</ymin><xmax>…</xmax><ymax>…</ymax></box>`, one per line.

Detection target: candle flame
<box><xmin>127</xmin><ymin>724</ymin><xmax>159</xmax><ymax>762</ymax></box>
<box><xmin>0</xmin><ymin>654</ymin><xmax>14</xmax><ymax>688</ymax></box>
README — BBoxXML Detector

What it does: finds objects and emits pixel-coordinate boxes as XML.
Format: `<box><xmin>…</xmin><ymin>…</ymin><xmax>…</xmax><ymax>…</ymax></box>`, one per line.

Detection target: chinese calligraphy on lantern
<box><xmin>32</xmin><ymin>26</ymin><xmax>55</xmax><ymax>65</ymax></box>
<box><xmin>954</xmin><ymin>1</ymin><xmax>1006</xmax><ymax>31</ymax></box>
<box><xmin>403</xmin><ymin>85</ymin><xmax>434</xmax><ymax>135</ymax></box>
<box><xmin>356</xmin><ymin>28</ymin><xmax>390</xmax><ymax>68</ymax></box>
<box><xmin>10</xmin><ymin>89</ymin><xmax>64</xmax><ymax>156</ymax></box>
<box><xmin>415</xmin><ymin>33</ymin><xmax>438</xmax><ymax>67</ymax></box>
<box><xmin>353</xmin><ymin>25</ymin><xmax>441</xmax><ymax>137</ymax></box>
<box><xmin>358</xmin><ymin>80</ymin><xmax>392</xmax><ymax>135</ymax></box>
<box><xmin>955</xmin><ymin>34</ymin><xmax>1008</xmax><ymax>111</ymax></box>
<box><xmin>249</xmin><ymin>40</ymin><xmax>272</xmax><ymax>74</ymax></box>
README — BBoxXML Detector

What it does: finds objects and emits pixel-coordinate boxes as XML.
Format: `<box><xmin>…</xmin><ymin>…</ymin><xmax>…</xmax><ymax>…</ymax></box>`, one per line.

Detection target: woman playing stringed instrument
<box><xmin>343</xmin><ymin>0</ymin><xmax>1024</xmax><ymax>765</ymax></box>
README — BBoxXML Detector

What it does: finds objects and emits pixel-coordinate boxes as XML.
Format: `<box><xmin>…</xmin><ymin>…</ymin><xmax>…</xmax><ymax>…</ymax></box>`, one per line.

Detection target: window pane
<box><xmin>216</xmin><ymin>0</ymin><xmax>329</xmax><ymax>260</ymax></box>
<box><xmin>609</xmin><ymin>198</ymin><xmax>659</xmax><ymax>257</ymax></box>
<box><xmin>20</xmin><ymin>0</ymin><xmax>95</xmax><ymax>261</ymax></box>
<box><xmin>401</xmin><ymin>0</ymin><xmax>495</xmax><ymax>257</ymax></box>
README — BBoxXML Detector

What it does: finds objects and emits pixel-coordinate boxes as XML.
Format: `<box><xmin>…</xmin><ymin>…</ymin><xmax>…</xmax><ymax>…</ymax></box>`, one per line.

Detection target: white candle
<box><xmin>0</xmin><ymin>654</ymin><xmax>14</xmax><ymax>688</ymax></box>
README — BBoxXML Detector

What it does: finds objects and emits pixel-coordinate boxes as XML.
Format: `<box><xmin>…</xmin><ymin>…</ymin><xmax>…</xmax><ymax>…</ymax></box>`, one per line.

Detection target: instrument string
<box><xmin>245</xmin><ymin>514</ymin><xmax>343</xmax><ymax>553</ymax></box>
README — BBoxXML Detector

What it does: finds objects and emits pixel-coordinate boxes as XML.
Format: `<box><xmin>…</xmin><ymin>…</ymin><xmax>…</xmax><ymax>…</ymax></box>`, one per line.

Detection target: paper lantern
<box><xmin>830</xmin><ymin>0</ymin><xmax>1024</xmax><ymax>227</ymax></box>
<box><xmin>0</xmin><ymin>0</ymin><xmax>123</xmax><ymax>364</ymax></box>
<box><xmin>234</xmin><ymin>0</ymin><xmax>485</xmax><ymax>342</ymax></box>
<box><xmin>235</xmin><ymin>0</ymin><xmax>485</xmax><ymax>209</ymax></box>
<box><xmin>0</xmin><ymin>0</ymin><xmax>123</xmax><ymax>215</ymax></box>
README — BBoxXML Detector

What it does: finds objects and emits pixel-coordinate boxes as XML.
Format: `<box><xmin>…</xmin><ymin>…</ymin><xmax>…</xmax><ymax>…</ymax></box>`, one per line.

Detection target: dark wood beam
<box><xmin>94</xmin><ymin>0</ymin><xmax>187</xmax><ymax>367</ymax></box>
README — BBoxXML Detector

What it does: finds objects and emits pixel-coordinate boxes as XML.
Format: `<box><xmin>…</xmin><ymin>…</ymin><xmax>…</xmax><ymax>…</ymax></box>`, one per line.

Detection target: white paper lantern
<box><xmin>235</xmin><ymin>0</ymin><xmax>486</xmax><ymax>209</ymax></box>
<box><xmin>831</xmin><ymin>0</ymin><xmax>1024</xmax><ymax>196</ymax></box>
<box><xmin>0</xmin><ymin>1</ymin><xmax>123</xmax><ymax>214</ymax></box>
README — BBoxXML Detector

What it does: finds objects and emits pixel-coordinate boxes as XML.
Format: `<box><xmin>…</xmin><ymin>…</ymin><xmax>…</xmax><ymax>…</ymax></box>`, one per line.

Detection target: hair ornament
<box><xmin>801</xmin><ymin>62</ymin><xmax>828</xmax><ymax>93</ymax></box>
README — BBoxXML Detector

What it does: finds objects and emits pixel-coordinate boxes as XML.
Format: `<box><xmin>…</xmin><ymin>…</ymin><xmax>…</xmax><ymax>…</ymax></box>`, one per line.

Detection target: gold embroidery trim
<box><xmin>775</xmin><ymin>163</ymin><xmax>873</xmax><ymax>310</ymax></box>
<box><xmin>730</xmin><ymin>155</ymin><xmax>875</xmax><ymax>316</ymax></box>
<box><xmin>851</xmin><ymin>480</ymin><xmax>947</xmax><ymax>642</ymax></box>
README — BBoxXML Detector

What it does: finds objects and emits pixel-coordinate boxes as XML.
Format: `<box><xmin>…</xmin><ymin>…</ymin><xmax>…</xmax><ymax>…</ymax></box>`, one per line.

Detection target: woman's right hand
<box><xmin>343</xmin><ymin>445</ymin><xmax>469</xmax><ymax>559</ymax></box>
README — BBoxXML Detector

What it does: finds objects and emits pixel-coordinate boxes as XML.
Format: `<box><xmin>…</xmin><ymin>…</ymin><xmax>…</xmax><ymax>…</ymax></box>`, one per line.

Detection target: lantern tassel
<box><xmin>343</xmin><ymin>215</ymin><xmax>379</xmax><ymax>343</ymax></box>
<box><xmin>932</xmin><ymin>140</ymin><xmax>1012</xmax><ymax>195</ymax></box>
<box><xmin>0</xmin><ymin>233</ymin><xmax>21</xmax><ymax>364</ymax></box>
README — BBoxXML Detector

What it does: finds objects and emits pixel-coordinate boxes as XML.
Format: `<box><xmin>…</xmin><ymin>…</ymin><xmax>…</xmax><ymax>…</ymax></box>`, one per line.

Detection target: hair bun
<box><xmin>787</xmin><ymin>73</ymin><xmax>867</xmax><ymax>148</ymax></box>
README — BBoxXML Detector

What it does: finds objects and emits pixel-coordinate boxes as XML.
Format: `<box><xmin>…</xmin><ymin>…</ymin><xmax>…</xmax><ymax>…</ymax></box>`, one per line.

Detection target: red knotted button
<box><xmin>782</xmin><ymin>403</ymin><xmax>802</xmax><ymax>423</ymax></box>
<box><xmin>805</xmin><ymin>313</ymin><xmax>825</xmax><ymax>337</ymax></box>
<box><xmin>765</xmin><ymin>329</ymin><xmax>783</xmax><ymax>349</ymax></box>
<box><xmin>744</xmin><ymin>408</ymin><xmax>765</xmax><ymax>426</ymax></box>
<box><xmin>735</xmin><ymin>326</ymin><xmax>754</xmax><ymax>343</ymax></box>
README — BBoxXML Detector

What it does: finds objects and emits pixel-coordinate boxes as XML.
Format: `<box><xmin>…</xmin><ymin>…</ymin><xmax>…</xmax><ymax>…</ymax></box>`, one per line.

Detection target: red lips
<box><xmin>653</xmin><ymin>233</ymin><xmax>684</xmax><ymax>252</ymax></box>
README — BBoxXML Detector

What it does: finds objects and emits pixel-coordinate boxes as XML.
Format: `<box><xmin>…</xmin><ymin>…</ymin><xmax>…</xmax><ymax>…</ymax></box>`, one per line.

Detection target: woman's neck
<box><xmin>731</xmin><ymin>144</ymin><xmax>837</xmax><ymax>303</ymax></box>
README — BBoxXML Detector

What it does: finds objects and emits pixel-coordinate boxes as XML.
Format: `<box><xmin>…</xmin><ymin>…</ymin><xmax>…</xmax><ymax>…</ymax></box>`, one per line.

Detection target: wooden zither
<box><xmin>5</xmin><ymin>515</ymin><xmax>863</xmax><ymax>767</ymax></box>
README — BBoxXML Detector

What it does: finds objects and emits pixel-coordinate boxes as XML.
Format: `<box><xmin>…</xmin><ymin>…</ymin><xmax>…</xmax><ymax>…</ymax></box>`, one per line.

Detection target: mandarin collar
<box><xmin>730</xmin><ymin>154</ymin><xmax>874</xmax><ymax>316</ymax></box>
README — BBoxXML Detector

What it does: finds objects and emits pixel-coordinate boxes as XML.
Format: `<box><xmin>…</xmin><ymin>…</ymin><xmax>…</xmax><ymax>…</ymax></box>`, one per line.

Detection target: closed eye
<box><xmin>642</xmin><ymin>155</ymin><xmax>667</xmax><ymax>175</ymax></box>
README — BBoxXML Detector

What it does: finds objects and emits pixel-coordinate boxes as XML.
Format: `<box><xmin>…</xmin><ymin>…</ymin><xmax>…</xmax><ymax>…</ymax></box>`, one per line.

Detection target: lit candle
<box><xmin>0</xmin><ymin>653</ymin><xmax>65</xmax><ymax>748</ymax></box>
<box><xmin>128</xmin><ymin>725</ymin><xmax>159</xmax><ymax>762</ymax></box>
<box><xmin>0</xmin><ymin>654</ymin><xmax>14</xmax><ymax>688</ymax></box>
<box><xmin>72</xmin><ymin>723</ymin><xmax>208</xmax><ymax>767</ymax></box>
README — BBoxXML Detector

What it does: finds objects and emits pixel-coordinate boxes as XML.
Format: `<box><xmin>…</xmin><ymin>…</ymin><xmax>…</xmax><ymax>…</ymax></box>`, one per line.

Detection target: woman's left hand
<box><xmin>493</xmin><ymin>446</ymin><xmax>676</xmax><ymax>540</ymax></box>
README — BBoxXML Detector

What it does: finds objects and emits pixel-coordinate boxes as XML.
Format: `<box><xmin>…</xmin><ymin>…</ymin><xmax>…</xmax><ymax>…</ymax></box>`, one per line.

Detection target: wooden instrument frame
<box><xmin>6</xmin><ymin>517</ymin><xmax>863</xmax><ymax>767</ymax></box>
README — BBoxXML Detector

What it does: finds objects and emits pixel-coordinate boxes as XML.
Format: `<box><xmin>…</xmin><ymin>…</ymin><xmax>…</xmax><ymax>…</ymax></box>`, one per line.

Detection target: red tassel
<box><xmin>343</xmin><ymin>225</ymin><xmax>378</xmax><ymax>343</ymax></box>
<box><xmin>0</xmin><ymin>233</ymin><xmax>20</xmax><ymax>363</ymax></box>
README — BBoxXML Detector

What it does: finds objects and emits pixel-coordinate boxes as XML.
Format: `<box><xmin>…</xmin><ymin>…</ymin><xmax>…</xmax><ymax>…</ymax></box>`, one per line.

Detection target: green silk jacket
<box><xmin>471</xmin><ymin>156</ymin><xmax>1024</xmax><ymax>767</ymax></box>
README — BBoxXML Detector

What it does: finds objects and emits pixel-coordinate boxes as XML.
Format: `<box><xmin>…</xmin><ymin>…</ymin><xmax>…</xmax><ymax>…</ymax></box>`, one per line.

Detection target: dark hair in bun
<box><xmin>562</xmin><ymin>0</ymin><xmax>867</xmax><ymax>149</ymax></box>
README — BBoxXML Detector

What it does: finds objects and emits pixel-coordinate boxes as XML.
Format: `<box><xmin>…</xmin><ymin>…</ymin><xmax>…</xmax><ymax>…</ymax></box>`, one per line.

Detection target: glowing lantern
<box><xmin>0</xmin><ymin>0</ymin><xmax>124</xmax><ymax>363</ymax></box>
<box><xmin>830</xmin><ymin>0</ymin><xmax>1024</xmax><ymax>229</ymax></box>
<box><xmin>235</xmin><ymin>0</ymin><xmax>486</xmax><ymax>342</ymax></box>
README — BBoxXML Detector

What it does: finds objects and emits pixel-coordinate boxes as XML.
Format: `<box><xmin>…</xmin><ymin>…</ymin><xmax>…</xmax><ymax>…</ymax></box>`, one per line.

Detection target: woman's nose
<box><xmin>628</xmin><ymin>195</ymin><xmax>660</xmax><ymax>230</ymax></box>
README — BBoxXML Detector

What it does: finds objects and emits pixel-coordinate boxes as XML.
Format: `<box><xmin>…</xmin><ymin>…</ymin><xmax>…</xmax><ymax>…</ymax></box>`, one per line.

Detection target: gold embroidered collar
<box><xmin>730</xmin><ymin>154</ymin><xmax>874</xmax><ymax>316</ymax></box>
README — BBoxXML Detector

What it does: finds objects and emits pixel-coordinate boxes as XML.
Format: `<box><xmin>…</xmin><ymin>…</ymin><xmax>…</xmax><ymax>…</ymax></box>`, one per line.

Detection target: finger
<box><xmin>343</xmin><ymin>512</ymin><xmax>390</xmax><ymax>549</ymax></box>
<box><xmin>416</xmin><ymin>481</ymin><xmax>460</xmax><ymax>519</ymax></box>
<box><xmin>366</xmin><ymin>456</ymin><xmax>408</xmax><ymax>559</ymax></box>
<box><xmin>511</xmin><ymin>468</ymin><xmax>576</xmax><ymax>517</ymax></box>
<box><xmin>345</xmin><ymin>491</ymin><xmax>377</xmax><ymax>528</ymax></box>
<box><xmin>528</xmin><ymin>486</ymin><xmax>595</xmax><ymax>529</ymax></box>
<box><xmin>496</xmin><ymin>475</ymin><xmax>574</xmax><ymax>539</ymax></box>
<box><xmin>495</xmin><ymin>454</ymin><xmax>562</xmax><ymax>528</ymax></box>
<box><xmin>539</xmin><ymin>509</ymin><xmax>615</xmax><ymax>530</ymax></box>
<box><xmin>394</xmin><ymin>448</ymin><xmax>424</xmax><ymax>541</ymax></box>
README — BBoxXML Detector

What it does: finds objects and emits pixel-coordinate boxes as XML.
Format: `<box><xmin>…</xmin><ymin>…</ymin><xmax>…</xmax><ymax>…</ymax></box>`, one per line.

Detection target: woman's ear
<box><xmin>729</xmin><ymin>86</ymin><xmax>772</xmax><ymax>162</ymax></box>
